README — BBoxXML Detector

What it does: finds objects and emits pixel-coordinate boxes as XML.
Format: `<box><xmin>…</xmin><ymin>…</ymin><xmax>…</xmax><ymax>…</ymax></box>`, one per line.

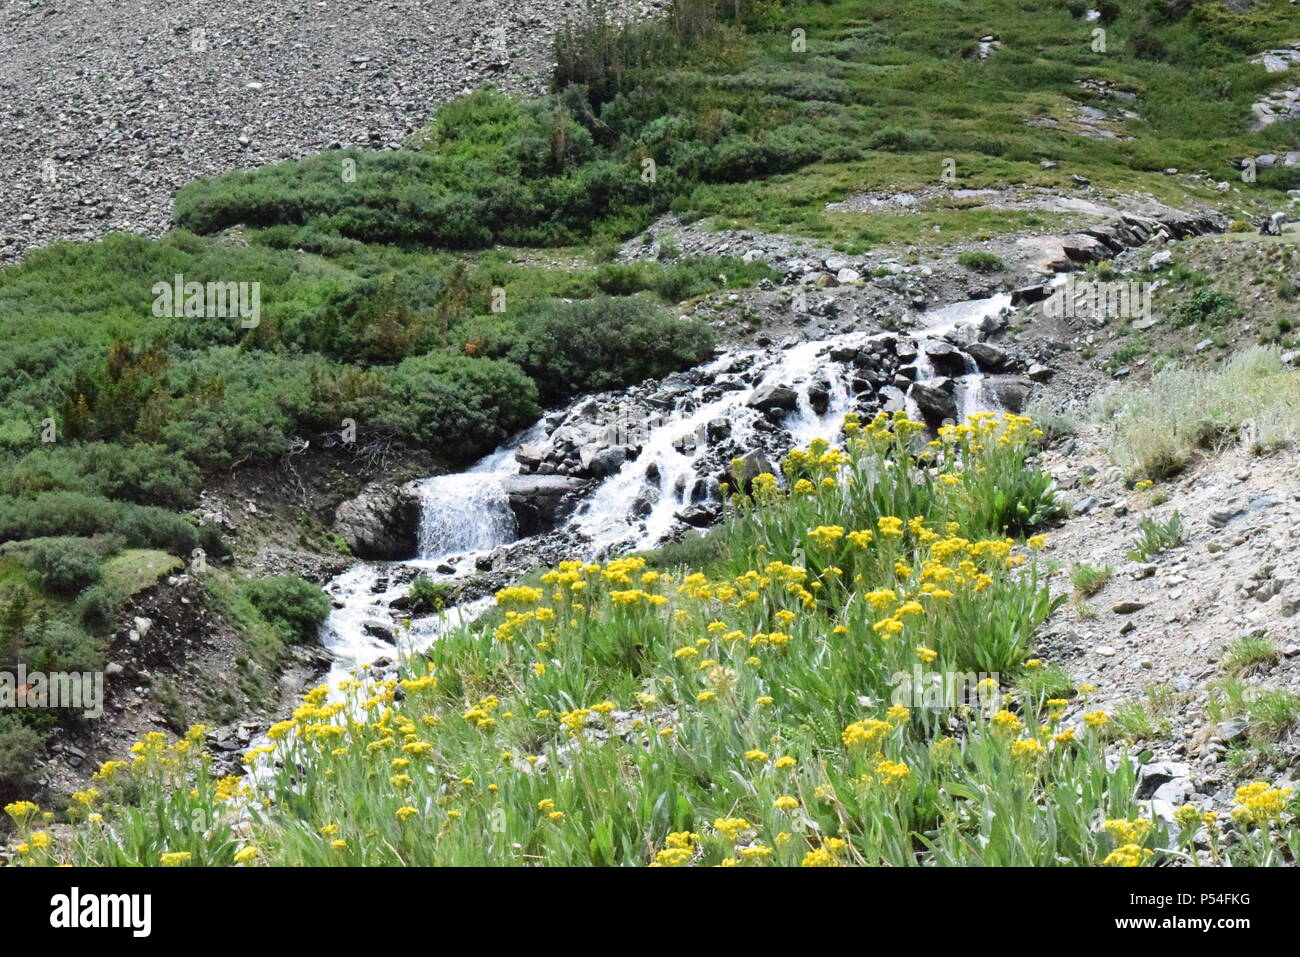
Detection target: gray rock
<box><xmin>965</xmin><ymin>341</ymin><xmax>1011</xmax><ymax>372</ymax></box>
<box><xmin>983</xmin><ymin>375</ymin><xmax>1032</xmax><ymax>413</ymax></box>
<box><xmin>878</xmin><ymin>385</ymin><xmax>908</xmax><ymax>413</ymax></box>
<box><xmin>1026</xmin><ymin>362</ymin><xmax>1053</xmax><ymax>382</ymax></box>
<box><xmin>1208</xmin><ymin>502</ymin><xmax>1245</xmax><ymax>528</ymax></box>
<box><xmin>747</xmin><ymin>381</ymin><xmax>799</xmax><ymax>413</ymax></box>
<box><xmin>501</xmin><ymin>475</ymin><xmax>590</xmax><ymax>536</ymax></box>
<box><xmin>1215</xmin><ymin>716</ymin><xmax>1249</xmax><ymax>743</ymax></box>
<box><xmin>1136</xmin><ymin>761</ymin><xmax>1190</xmax><ymax>800</ymax></box>
<box><xmin>910</xmin><ymin>380</ymin><xmax>957</xmax><ymax>425</ymax></box>
<box><xmin>334</xmin><ymin>482</ymin><xmax>421</xmax><ymax>560</ymax></box>
<box><xmin>727</xmin><ymin>449</ymin><xmax>776</xmax><ymax>494</ymax></box>
<box><xmin>921</xmin><ymin>340</ymin><xmax>969</xmax><ymax>377</ymax></box>
<box><xmin>578</xmin><ymin>445</ymin><xmax>627</xmax><ymax>480</ymax></box>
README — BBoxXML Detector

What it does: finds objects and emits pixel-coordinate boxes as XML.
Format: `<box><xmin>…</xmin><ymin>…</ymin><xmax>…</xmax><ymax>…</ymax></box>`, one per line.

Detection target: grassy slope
<box><xmin>22</xmin><ymin>413</ymin><xmax>1296</xmax><ymax>866</ymax></box>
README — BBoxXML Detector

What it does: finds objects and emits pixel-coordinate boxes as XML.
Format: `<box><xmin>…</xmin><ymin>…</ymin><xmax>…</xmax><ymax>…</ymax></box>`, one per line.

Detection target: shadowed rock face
<box><xmin>910</xmin><ymin>379</ymin><xmax>957</xmax><ymax>425</ymax></box>
<box><xmin>501</xmin><ymin>475</ymin><xmax>591</xmax><ymax>537</ymax></box>
<box><xmin>747</xmin><ymin>381</ymin><xmax>799</xmax><ymax>413</ymax></box>
<box><xmin>333</xmin><ymin>482</ymin><xmax>420</xmax><ymax>560</ymax></box>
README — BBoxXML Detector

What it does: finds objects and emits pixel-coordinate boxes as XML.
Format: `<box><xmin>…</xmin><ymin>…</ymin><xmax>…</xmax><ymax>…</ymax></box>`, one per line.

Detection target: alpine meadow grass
<box><xmin>9</xmin><ymin>411</ymin><xmax>1296</xmax><ymax>867</ymax></box>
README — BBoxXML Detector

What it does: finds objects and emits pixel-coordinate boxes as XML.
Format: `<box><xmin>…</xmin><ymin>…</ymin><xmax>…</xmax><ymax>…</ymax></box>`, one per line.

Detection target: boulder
<box><xmin>501</xmin><ymin>475</ymin><xmax>591</xmax><ymax>537</ymax></box>
<box><xmin>807</xmin><ymin>380</ymin><xmax>831</xmax><ymax>415</ymax></box>
<box><xmin>578</xmin><ymin>445</ymin><xmax>627</xmax><ymax>480</ymax></box>
<box><xmin>334</xmin><ymin>482</ymin><xmax>421</xmax><ymax>560</ymax></box>
<box><xmin>910</xmin><ymin>380</ymin><xmax>957</xmax><ymax>425</ymax></box>
<box><xmin>676</xmin><ymin>503</ymin><xmax>721</xmax><ymax>528</ymax></box>
<box><xmin>878</xmin><ymin>385</ymin><xmax>907</xmax><ymax>412</ymax></box>
<box><xmin>966</xmin><ymin>341</ymin><xmax>1011</xmax><ymax>372</ymax></box>
<box><xmin>747</xmin><ymin>381</ymin><xmax>799</xmax><ymax>413</ymax></box>
<box><xmin>921</xmin><ymin>340</ymin><xmax>969</xmax><ymax>377</ymax></box>
<box><xmin>984</xmin><ymin>375</ymin><xmax>1032</xmax><ymax>413</ymax></box>
<box><xmin>1060</xmin><ymin>233</ymin><xmax>1107</xmax><ymax>262</ymax></box>
<box><xmin>727</xmin><ymin>449</ymin><xmax>776</xmax><ymax>493</ymax></box>
<box><xmin>513</xmin><ymin>444</ymin><xmax>545</xmax><ymax>472</ymax></box>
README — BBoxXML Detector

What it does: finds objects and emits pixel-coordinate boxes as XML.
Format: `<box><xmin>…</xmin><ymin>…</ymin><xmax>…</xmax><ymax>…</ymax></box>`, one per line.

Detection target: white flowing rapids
<box><xmin>313</xmin><ymin>293</ymin><xmax>1014</xmax><ymax>682</ymax></box>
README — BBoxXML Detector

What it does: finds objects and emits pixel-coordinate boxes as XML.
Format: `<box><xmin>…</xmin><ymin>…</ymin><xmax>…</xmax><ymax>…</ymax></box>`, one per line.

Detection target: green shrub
<box><xmin>867</xmin><ymin>125</ymin><xmax>938</xmax><ymax>152</ymax></box>
<box><xmin>0</xmin><ymin>443</ymin><xmax>201</xmax><ymax>511</ymax></box>
<box><xmin>408</xmin><ymin>576</ymin><xmax>453</xmax><ymax>615</ymax></box>
<box><xmin>1222</xmin><ymin>635</ymin><xmax>1278</xmax><ymax>677</ymax></box>
<box><xmin>28</xmin><ymin>619</ymin><xmax>104</xmax><ymax>673</ymax></box>
<box><xmin>0</xmin><ymin>714</ymin><xmax>46</xmax><ymax>797</ymax></box>
<box><xmin>1173</xmin><ymin>289</ymin><xmax>1240</xmax><ymax>328</ymax></box>
<box><xmin>957</xmin><ymin>251</ymin><xmax>1005</xmax><ymax>273</ymax></box>
<box><xmin>74</xmin><ymin>584</ymin><xmax>121</xmax><ymax>634</ymax></box>
<box><xmin>498</xmin><ymin>296</ymin><xmax>714</xmax><ymax>405</ymax></box>
<box><xmin>378</xmin><ymin>353</ymin><xmax>540</xmax><ymax>458</ymax></box>
<box><xmin>241</xmin><ymin>576</ymin><xmax>332</xmax><ymax>645</ymax></box>
<box><xmin>25</xmin><ymin>537</ymin><xmax>104</xmax><ymax>595</ymax></box>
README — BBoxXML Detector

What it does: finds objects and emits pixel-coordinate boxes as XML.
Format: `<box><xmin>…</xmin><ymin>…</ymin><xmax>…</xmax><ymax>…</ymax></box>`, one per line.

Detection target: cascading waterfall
<box><xmin>312</xmin><ymin>292</ymin><xmax>1017</xmax><ymax>687</ymax></box>
<box><xmin>314</xmin><ymin>424</ymin><xmax>545</xmax><ymax>698</ymax></box>
<box><xmin>568</xmin><ymin>332</ymin><xmax>864</xmax><ymax>552</ymax></box>
<box><xmin>906</xmin><ymin>291</ymin><xmax>1012</xmax><ymax>423</ymax></box>
<box><xmin>413</xmin><ymin>420</ymin><xmax>547</xmax><ymax>561</ymax></box>
<box><xmin>414</xmin><ymin>473</ymin><xmax>516</xmax><ymax>559</ymax></box>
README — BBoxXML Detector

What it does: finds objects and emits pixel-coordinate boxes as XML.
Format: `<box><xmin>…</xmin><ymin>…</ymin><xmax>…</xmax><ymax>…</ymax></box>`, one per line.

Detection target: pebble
<box><xmin>1112</xmin><ymin>600</ymin><xmax>1148</xmax><ymax>614</ymax></box>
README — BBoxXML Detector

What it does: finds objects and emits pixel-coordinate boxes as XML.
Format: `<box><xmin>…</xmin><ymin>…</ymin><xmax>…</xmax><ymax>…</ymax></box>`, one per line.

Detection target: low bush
<box><xmin>240</xmin><ymin>576</ymin><xmax>332</xmax><ymax>646</ymax></box>
<box><xmin>494</xmin><ymin>296</ymin><xmax>715</xmax><ymax>406</ymax></box>
<box><xmin>957</xmin><ymin>251</ymin><xmax>1005</xmax><ymax>273</ymax></box>
<box><xmin>377</xmin><ymin>353</ymin><xmax>540</xmax><ymax>458</ymax></box>
<box><xmin>24</xmin><ymin>537</ymin><xmax>105</xmax><ymax>595</ymax></box>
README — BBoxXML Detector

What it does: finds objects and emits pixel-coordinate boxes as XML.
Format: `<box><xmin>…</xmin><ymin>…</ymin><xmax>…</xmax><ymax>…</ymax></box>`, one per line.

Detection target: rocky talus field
<box><xmin>0</xmin><ymin>0</ymin><xmax>661</xmax><ymax>262</ymax></box>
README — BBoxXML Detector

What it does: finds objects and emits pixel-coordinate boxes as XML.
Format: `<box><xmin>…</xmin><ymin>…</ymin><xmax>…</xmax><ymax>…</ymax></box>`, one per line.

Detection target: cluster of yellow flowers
<box><xmin>1231</xmin><ymin>782</ymin><xmax>1294</xmax><ymax>828</ymax></box>
<box><xmin>934</xmin><ymin>411</ymin><xmax>1043</xmax><ymax>454</ymax></box>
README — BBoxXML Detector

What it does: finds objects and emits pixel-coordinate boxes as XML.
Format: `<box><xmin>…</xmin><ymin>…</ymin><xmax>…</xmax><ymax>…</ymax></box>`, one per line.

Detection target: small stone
<box><xmin>1112</xmin><ymin>600</ymin><xmax>1148</xmax><ymax>614</ymax></box>
<box><xmin>1215</xmin><ymin>717</ymin><xmax>1249</xmax><ymax>743</ymax></box>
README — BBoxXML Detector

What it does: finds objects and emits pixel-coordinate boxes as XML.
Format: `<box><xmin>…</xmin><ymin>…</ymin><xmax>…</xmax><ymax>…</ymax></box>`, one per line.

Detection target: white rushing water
<box><xmin>905</xmin><ymin>292</ymin><xmax>1013</xmax><ymax>423</ymax></box>
<box><xmin>314</xmin><ymin>425</ymin><xmax>546</xmax><ymax>695</ymax></box>
<box><xmin>316</xmin><ymin>568</ymin><xmax>491</xmax><ymax>701</ymax></box>
<box><xmin>313</xmin><ymin>293</ymin><xmax>1016</xmax><ymax>686</ymax></box>
<box><xmin>568</xmin><ymin>332</ymin><xmax>862</xmax><ymax>552</ymax></box>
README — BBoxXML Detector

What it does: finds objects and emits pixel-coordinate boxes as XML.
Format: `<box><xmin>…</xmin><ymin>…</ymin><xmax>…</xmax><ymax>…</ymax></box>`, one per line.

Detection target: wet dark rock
<box><xmin>922</xmin><ymin>340</ymin><xmax>970</xmax><ymax>377</ymax></box>
<box><xmin>333</xmin><ymin>482</ymin><xmax>420</xmax><ymax>560</ymax></box>
<box><xmin>677</xmin><ymin>503</ymin><xmax>720</xmax><ymax>528</ymax></box>
<box><xmin>632</xmin><ymin>485</ymin><xmax>661</xmax><ymax>518</ymax></box>
<box><xmin>966</xmin><ymin>342</ymin><xmax>1011</xmax><ymax>372</ymax></box>
<box><xmin>747</xmin><ymin>381</ymin><xmax>799</xmax><ymax>413</ymax></box>
<box><xmin>502</xmin><ymin>475</ymin><xmax>591</xmax><ymax>536</ymax></box>
<box><xmin>807</xmin><ymin>381</ymin><xmax>831</xmax><ymax>415</ymax></box>
<box><xmin>910</xmin><ymin>380</ymin><xmax>957</xmax><ymax>424</ymax></box>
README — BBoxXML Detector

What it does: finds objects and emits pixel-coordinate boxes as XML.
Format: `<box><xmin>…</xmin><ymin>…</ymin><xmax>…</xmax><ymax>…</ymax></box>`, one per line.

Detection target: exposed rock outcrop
<box><xmin>334</xmin><ymin>482</ymin><xmax>420</xmax><ymax>560</ymax></box>
<box><xmin>502</xmin><ymin>475</ymin><xmax>592</xmax><ymax>537</ymax></box>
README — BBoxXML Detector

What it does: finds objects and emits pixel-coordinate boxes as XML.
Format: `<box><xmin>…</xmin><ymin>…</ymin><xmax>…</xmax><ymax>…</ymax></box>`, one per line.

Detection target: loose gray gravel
<box><xmin>0</xmin><ymin>0</ymin><xmax>660</xmax><ymax>262</ymax></box>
